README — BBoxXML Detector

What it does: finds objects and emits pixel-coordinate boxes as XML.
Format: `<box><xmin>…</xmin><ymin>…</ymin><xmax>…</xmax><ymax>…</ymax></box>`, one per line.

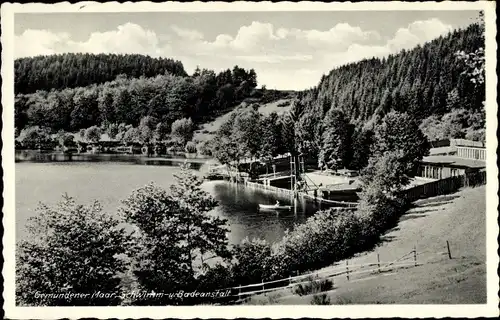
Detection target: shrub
<box><xmin>171</xmin><ymin>118</ymin><xmax>194</xmax><ymax>145</ymax></box>
<box><xmin>231</xmin><ymin>237</ymin><xmax>273</xmax><ymax>286</ymax></box>
<box><xmin>17</xmin><ymin>126</ymin><xmax>55</xmax><ymax>149</ymax></box>
<box><xmin>465</xmin><ymin>128</ymin><xmax>485</xmax><ymax>142</ymax></box>
<box><xmin>185</xmin><ymin>141</ymin><xmax>197</xmax><ymax>153</ymax></box>
<box><xmin>294</xmin><ymin>277</ymin><xmax>333</xmax><ymax>296</ymax></box>
<box><xmin>273</xmin><ymin>208</ymin><xmax>364</xmax><ymax>275</ymax></box>
<box><xmin>84</xmin><ymin>125</ymin><xmax>102</xmax><ymax>143</ymax></box>
<box><xmin>154</xmin><ymin>143</ymin><xmax>167</xmax><ymax>155</ymax></box>
<box><xmin>197</xmin><ymin>263</ymin><xmax>234</xmax><ymax>291</ymax></box>
<box><xmin>265</xmin><ymin>292</ymin><xmax>283</xmax><ymax>304</ymax></box>
<box><xmin>16</xmin><ymin>195</ymin><xmax>129</xmax><ymax>306</ymax></box>
<box><xmin>245</xmin><ymin>291</ymin><xmax>283</xmax><ymax>305</ymax></box>
<box><xmin>356</xmin><ymin>181</ymin><xmax>405</xmax><ymax>237</ymax></box>
<box><xmin>196</xmin><ymin>140</ymin><xmax>213</xmax><ymax>156</ymax></box>
<box><xmin>310</xmin><ymin>293</ymin><xmax>331</xmax><ymax>305</ymax></box>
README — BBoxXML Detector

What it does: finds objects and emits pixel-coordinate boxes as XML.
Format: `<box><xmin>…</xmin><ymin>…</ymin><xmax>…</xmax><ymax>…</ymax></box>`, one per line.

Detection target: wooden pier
<box><xmin>244</xmin><ymin>180</ymin><xmax>358</xmax><ymax>208</ymax></box>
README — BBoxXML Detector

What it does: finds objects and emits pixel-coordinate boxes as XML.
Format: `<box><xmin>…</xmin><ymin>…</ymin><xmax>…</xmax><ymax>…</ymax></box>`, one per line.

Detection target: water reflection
<box><xmin>15</xmin><ymin>150</ymin><xmax>205</xmax><ymax>170</ymax></box>
<box><xmin>206</xmin><ymin>181</ymin><xmax>338</xmax><ymax>245</ymax></box>
<box><xmin>15</xmin><ymin>150</ymin><xmax>342</xmax><ymax>246</ymax></box>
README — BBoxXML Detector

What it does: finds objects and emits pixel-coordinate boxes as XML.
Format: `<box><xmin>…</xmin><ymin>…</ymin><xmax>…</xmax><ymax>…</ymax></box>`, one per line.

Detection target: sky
<box><xmin>14</xmin><ymin>11</ymin><xmax>480</xmax><ymax>90</ymax></box>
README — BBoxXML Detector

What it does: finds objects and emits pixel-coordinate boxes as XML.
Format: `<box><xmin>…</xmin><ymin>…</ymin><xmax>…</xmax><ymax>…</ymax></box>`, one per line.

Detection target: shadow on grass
<box><xmin>418</xmin><ymin>200</ymin><xmax>454</xmax><ymax>208</ymax></box>
<box><xmin>379</xmin><ymin>234</ymin><xmax>397</xmax><ymax>243</ymax></box>
<box><xmin>399</xmin><ymin>213</ymin><xmax>430</xmax><ymax>222</ymax></box>
<box><xmin>414</xmin><ymin>194</ymin><xmax>461</xmax><ymax>206</ymax></box>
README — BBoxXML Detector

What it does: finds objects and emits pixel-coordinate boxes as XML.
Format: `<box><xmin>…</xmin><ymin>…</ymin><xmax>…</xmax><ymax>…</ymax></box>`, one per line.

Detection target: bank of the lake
<box><xmin>15</xmin><ymin>153</ymin><xmax>338</xmax><ymax>246</ymax></box>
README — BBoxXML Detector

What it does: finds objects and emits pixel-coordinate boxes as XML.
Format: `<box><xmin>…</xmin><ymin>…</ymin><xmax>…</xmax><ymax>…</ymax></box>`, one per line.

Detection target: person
<box><xmin>275</xmin><ymin>200</ymin><xmax>280</xmax><ymax>207</ymax></box>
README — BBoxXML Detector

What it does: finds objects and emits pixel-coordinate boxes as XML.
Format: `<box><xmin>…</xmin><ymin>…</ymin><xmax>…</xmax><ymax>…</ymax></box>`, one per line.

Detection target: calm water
<box><xmin>15</xmin><ymin>151</ymin><xmax>330</xmax><ymax>245</ymax></box>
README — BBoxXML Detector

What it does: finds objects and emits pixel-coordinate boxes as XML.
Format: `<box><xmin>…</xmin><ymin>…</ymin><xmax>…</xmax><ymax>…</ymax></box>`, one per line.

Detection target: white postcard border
<box><xmin>2</xmin><ymin>1</ymin><xmax>498</xmax><ymax>318</ymax></box>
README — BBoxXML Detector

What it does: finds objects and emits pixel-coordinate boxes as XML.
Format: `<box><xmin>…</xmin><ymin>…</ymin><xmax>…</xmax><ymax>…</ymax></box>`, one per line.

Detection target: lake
<box><xmin>15</xmin><ymin>151</ymin><xmax>333</xmax><ymax>246</ymax></box>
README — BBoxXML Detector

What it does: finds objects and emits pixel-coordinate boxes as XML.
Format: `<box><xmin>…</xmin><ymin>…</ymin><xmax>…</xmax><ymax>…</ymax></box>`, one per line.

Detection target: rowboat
<box><xmin>258</xmin><ymin>204</ymin><xmax>292</xmax><ymax>211</ymax></box>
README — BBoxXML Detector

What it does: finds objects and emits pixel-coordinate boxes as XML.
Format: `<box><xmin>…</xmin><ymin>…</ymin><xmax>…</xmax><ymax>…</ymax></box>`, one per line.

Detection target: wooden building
<box><xmin>456</xmin><ymin>145</ymin><xmax>486</xmax><ymax>160</ymax></box>
<box><xmin>418</xmin><ymin>138</ymin><xmax>487</xmax><ymax>179</ymax></box>
<box><xmin>418</xmin><ymin>155</ymin><xmax>485</xmax><ymax>180</ymax></box>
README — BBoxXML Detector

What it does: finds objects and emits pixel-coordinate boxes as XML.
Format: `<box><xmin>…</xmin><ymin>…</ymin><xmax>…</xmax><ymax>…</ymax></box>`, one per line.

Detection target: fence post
<box><xmin>346</xmin><ymin>260</ymin><xmax>350</xmax><ymax>280</ymax></box>
<box><xmin>289</xmin><ymin>275</ymin><xmax>292</xmax><ymax>286</ymax></box>
<box><xmin>377</xmin><ymin>253</ymin><xmax>381</xmax><ymax>273</ymax></box>
<box><xmin>262</xmin><ymin>279</ymin><xmax>265</xmax><ymax>292</ymax></box>
<box><xmin>446</xmin><ymin>240</ymin><xmax>452</xmax><ymax>259</ymax></box>
<box><xmin>238</xmin><ymin>284</ymin><xmax>241</xmax><ymax>298</ymax></box>
<box><xmin>413</xmin><ymin>245</ymin><xmax>417</xmax><ymax>266</ymax></box>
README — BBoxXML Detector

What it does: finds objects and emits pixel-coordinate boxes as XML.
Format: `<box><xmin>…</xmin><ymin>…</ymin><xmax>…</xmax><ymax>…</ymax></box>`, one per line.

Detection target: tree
<box><xmin>231</xmin><ymin>238</ymin><xmax>273</xmax><ymax>285</ymax></box>
<box><xmin>17</xmin><ymin>126</ymin><xmax>53</xmax><ymax>149</ymax></box>
<box><xmin>16</xmin><ymin>195</ymin><xmax>129</xmax><ymax>306</ymax></box>
<box><xmin>232</xmin><ymin>108</ymin><xmax>262</xmax><ymax>159</ymax></box>
<box><xmin>259</xmin><ymin>112</ymin><xmax>283</xmax><ymax>170</ymax></box>
<box><xmin>56</xmin><ymin>131</ymin><xmax>76</xmax><ymax>148</ymax></box>
<box><xmin>212</xmin><ymin>114</ymin><xmax>243</xmax><ymax>172</ymax></box>
<box><xmin>98</xmin><ymin>88</ymin><xmax>116</xmax><ymax>124</ymax></box>
<box><xmin>355</xmin><ymin>180</ymin><xmax>403</xmax><ymax>237</ymax></box>
<box><xmin>137</xmin><ymin>116</ymin><xmax>158</xmax><ymax>144</ymax></box>
<box><xmin>291</xmin><ymin>23</ymin><xmax>483</xmax><ymax>133</ymax></box>
<box><xmin>120</xmin><ymin>165</ymin><xmax>231</xmax><ymax>304</ymax></box>
<box><xmin>113</xmin><ymin>89</ymin><xmax>136</xmax><ymax>125</ymax></box>
<box><xmin>171</xmin><ymin>118</ymin><xmax>194</xmax><ymax>146</ymax></box>
<box><xmin>154</xmin><ymin>122</ymin><xmax>170</xmax><ymax>142</ymax></box>
<box><xmin>360</xmin><ymin>150</ymin><xmax>411</xmax><ymax>194</ymax></box>
<box><xmin>84</xmin><ymin>126</ymin><xmax>102</xmax><ymax>143</ymax></box>
<box><xmin>295</xmin><ymin>111</ymin><xmax>322</xmax><ymax>157</ymax></box>
<box><xmin>372</xmin><ymin>111</ymin><xmax>430</xmax><ymax>178</ymax></box>
<box><xmin>120</xmin><ymin>183</ymin><xmax>193</xmax><ymax>305</ymax></box>
<box><xmin>419</xmin><ymin>109</ymin><xmax>469</xmax><ymax>141</ymax></box>
<box><xmin>318</xmin><ymin>109</ymin><xmax>352</xmax><ymax>170</ymax></box>
<box><xmin>106</xmin><ymin>123</ymin><xmax>119</xmax><ymax>139</ymax></box>
<box><xmin>456</xmin><ymin>12</ymin><xmax>484</xmax><ymax>88</ymax></box>
<box><xmin>351</xmin><ymin>128</ymin><xmax>374</xmax><ymax>171</ymax></box>
<box><xmin>280</xmin><ymin>113</ymin><xmax>296</xmax><ymax>157</ymax></box>
<box><xmin>195</xmin><ymin>263</ymin><xmax>234</xmax><ymax>304</ymax></box>
<box><xmin>79</xmin><ymin>128</ymin><xmax>86</xmax><ymax>141</ymax></box>
<box><xmin>122</xmin><ymin>126</ymin><xmax>139</xmax><ymax>143</ymax></box>
<box><xmin>185</xmin><ymin>141</ymin><xmax>197</xmax><ymax>153</ymax></box>
<box><xmin>169</xmin><ymin>164</ymin><xmax>231</xmax><ymax>271</ymax></box>
<box><xmin>70</xmin><ymin>88</ymin><xmax>101</xmax><ymax>130</ymax></box>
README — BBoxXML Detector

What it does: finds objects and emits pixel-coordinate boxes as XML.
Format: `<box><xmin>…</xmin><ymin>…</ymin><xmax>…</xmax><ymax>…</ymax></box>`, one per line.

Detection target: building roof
<box><xmin>455</xmin><ymin>145</ymin><xmax>486</xmax><ymax>150</ymax></box>
<box><xmin>421</xmin><ymin>155</ymin><xmax>486</xmax><ymax>169</ymax></box>
<box><xmin>450</xmin><ymin>138</ymin><xmax>485</xmax><ymax>148</ymax></box>
<box><xmin>428</xmin><ymin>146</ymin><xmax>457</xmax><ymax>156</ymax></box>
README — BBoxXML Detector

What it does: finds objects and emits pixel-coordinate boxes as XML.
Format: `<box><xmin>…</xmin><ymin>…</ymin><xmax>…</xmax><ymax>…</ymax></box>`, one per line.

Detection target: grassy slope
<box><xmin>247</xmin><ymin>186</ymin><xmax>486</xmax><ymax>304</ymax></box>
<box><xmin>193</xmin><ymin>98</ymin><xmax>293</xmax><ymax>142</ymax></box>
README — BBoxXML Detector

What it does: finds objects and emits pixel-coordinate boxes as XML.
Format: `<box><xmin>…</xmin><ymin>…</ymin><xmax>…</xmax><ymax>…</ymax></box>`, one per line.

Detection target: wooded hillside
<box><xmin>297</xmin><ymin>23</ymin><xmax>485</xmax><ymax>137</ymax></box>
<box><xmin>15</xmin><ymin>53</ymin><xmax>187</xmax><ymax>94</ymax></box>
<box><xmin>15</xmin><ymin>64</ymin><xmax>263</xmax><ymax>132</ymax></box>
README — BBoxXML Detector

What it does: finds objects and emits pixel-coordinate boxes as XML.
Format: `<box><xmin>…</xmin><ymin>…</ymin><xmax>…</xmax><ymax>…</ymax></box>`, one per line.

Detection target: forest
<box><xmin>14</xmin><ymin>61</ymin><xmax>266</xmax><ymax>133</ymax></box>
<box><xmin>295</xmin><ymin>23</ymin><xmax>485</xmax><ymax>144</ymax></box>
<box><xmin>15</xmin><ymin>53</ymin><xmax>187</xmax><ymax>94</ymax></box>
